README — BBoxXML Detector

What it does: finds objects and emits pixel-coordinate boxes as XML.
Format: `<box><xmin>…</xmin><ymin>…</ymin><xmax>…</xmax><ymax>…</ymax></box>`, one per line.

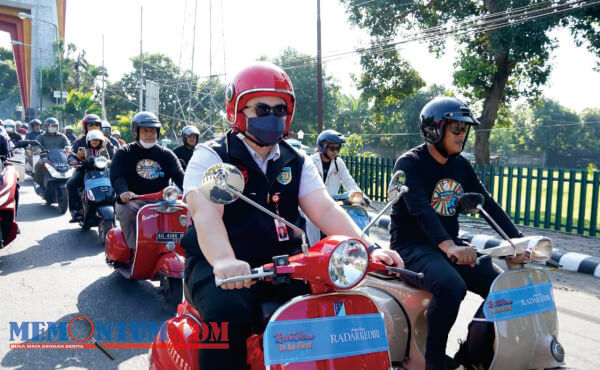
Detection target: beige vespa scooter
<box><xmin>358</xmin><ymin>189</ymin><xmax>565</xmax><ymax>370</ymax></box>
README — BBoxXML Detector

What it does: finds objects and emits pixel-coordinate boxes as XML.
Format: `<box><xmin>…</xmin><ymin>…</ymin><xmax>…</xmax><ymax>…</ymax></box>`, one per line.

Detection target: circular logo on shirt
<box><xmin>136</xmin><ymin>159</ymin><xmax>164</xmax><ymax>180</ymax></box>
<box><xmin>431</xmin><ymin>179</ymin><xmax>463</xmax><ymax>216</ymax></box>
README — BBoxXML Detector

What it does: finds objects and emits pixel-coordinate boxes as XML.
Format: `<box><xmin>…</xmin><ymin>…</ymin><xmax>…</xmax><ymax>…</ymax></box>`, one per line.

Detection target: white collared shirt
<box><xmin>183</xmin><ymin>135</ymin><xmax>324</xmax><ymax>199</ymax></box>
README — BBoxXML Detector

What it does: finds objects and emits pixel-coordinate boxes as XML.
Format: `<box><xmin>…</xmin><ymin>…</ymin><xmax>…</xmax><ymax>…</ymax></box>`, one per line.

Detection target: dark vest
<box><xmin>182</xmin><ymin>131</ymin><xmax>304</xmax><ymax>270</ymax></box>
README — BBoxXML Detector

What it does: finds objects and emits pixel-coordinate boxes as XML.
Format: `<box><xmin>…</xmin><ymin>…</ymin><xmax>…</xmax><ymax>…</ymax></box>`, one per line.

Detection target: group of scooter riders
<box><xmin>4</xmin><ymin>61</ymin><xmax>527</xmax><ymax>370</ymax></box>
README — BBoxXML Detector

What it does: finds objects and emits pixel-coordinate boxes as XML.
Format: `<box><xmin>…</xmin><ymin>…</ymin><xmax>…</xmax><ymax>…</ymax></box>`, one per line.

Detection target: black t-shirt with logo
<box><xmin>389</xmin><ymin>143</ymin><xmax>520</xmax><ymax>251</ymax></box>
<box><xmin>110</xmin><ymin>142</ymin><xmax>184</xmax><ymax>200</ymax></box>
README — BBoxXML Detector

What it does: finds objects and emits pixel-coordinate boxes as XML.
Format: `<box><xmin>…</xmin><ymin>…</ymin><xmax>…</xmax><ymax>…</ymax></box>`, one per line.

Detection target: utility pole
<box><xmin>189</xmin><ymin>0</ymin><xmax>198</xmax><ymax>116</ymax></box>
<box><xmin>101</xmin><ymin>34</ymin><xmax>106</xmax><ymax>120</ymax></box>
<box><xmin>316</xmin><ymin>0</ymin><xmax>323</xmax><ymax>133</ymax></box>
<box><xmin>139</xmin><ymin>7</ymin><xmax>144</xmax><ymax>112</ymax></box>
<box><xmin>209</xmin><ymin>0</ymin><xmax>213</xmax><ymax>129</ymax></box>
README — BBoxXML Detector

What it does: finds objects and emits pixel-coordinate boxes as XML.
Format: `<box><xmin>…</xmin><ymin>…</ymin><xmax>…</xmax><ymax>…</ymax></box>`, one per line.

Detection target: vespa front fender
<box><xmin>97</xmin><ymin>205</ymin><xmax>115</xmax><ymax>221</ymax></box>
<box><xmin>155</xmin><ymin>252</ymin><xmax>185</xmax><ymax>278</ymax></box>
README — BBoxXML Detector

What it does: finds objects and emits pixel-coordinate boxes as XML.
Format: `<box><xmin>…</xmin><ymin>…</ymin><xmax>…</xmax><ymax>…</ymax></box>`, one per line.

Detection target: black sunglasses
<box><xmin>87</xmin><ymin>122</ymin><xmax>101</xmax><ymax>127</ymax></box>
<box><xmin>244</xmin><ymin>103</ymin><xmax>288</xmax><ymax>118</ymax></box>
<box><xmin>446</xmin><ymin>121</ymin><xmax>469</xmax><ymax>135</ymax></box>
<box><xmin>327</xmin><ymin>145</ymin><xmax>341</xmax><ymax>152</ymax></box>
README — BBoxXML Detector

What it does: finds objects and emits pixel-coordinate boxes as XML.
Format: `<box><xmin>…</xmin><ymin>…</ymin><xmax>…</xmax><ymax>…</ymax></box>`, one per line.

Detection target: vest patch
<box><xmin>277</xmin><ymin>167</ymin><xmax>292</xmax><ymax>185</ymax></box>
<box><xmin>431</xmin><ymin>178</ymin><xmax>463</xmax><ymax>216</ymax></box>
<box><xmin>235</xmin><ymin>165</ymin><xmax>249</xmax><ymax>184</ymax></box>
<box><xmin>136</xmin><ymin>159</ymin><xmax>164</xmax><ymax>180</ymax></box>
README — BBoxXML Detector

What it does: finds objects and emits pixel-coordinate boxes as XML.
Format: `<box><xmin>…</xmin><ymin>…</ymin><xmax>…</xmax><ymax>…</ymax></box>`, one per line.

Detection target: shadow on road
<box><xmin>1</xmin><ymin>271</ymin><xmax>173</xmax><ymax>369</ymax></box>
<box><xmin>0</xmin><ymin>228</ymin><xmax>103</xmax><ymax>275</ymax></box>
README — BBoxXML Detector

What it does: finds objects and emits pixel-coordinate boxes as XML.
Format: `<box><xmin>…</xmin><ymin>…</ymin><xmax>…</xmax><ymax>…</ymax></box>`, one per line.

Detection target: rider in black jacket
<box><xmin>172</xmin><ymin>125</ymin><xmax>200</xmax><ymax>169</ymax></box>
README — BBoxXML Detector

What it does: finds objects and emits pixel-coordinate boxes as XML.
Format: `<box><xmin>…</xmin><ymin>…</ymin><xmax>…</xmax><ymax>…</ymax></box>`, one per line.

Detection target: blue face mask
<box><xmin>246</xmin><ymin>113</ymin><xmax>286</xmax><ymax>146</ymax></box>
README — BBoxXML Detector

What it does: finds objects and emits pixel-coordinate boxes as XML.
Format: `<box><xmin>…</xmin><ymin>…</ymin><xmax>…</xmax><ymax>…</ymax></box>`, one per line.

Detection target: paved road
<box><xmin>0</xmin><ymin>180</ymin><xmax>598</xmax><ymax>369</ymax></box>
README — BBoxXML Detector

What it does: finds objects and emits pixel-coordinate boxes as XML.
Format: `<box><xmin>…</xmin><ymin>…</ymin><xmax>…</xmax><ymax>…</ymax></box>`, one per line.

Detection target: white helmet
<box><xmin>111</xmin><ymin>130</ymin><xmax>121</xmax><ymax>137</ymax></box>
<box><xmin>86</xmin><ymin>129</ymin><xmax>105</xmax><ymax>145</ymax></box>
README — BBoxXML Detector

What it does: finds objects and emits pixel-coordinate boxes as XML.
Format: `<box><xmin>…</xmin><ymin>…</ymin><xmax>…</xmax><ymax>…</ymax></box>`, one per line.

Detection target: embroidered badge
<box><xmin>136</xmin><ymin>159</ymin><xmax>164</xmax><ymax>180</ymax></box>
<box><xmin>277</xmin><ymin>167</ymin><xmax>292</xmax><ymax>185</ymax></box>
<box><xmin>431</xmin><ymin>179</ymin><xmax>464</xmax><ymax>216</ymax></box>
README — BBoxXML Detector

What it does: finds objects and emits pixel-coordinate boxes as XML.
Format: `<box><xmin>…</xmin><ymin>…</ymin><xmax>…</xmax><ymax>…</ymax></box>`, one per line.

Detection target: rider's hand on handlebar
<box><xmin>444</xmin><ymin>243</ymin><xmax>477</xmax><ymax>267</ymax></box>
<box><xmin>119</xmin><ymin>191</ymin><xmax>137</xmax><ymax>203</ymax></box>
<box><xmin>213</xmin><ymin>258</ymin><xmax>255</xmax><ymax>290</ymax></box>
<box><xmin>371</xmin><ymin>249</ymin><xmax>404</xmax><ymax>275</ymax></box>
<box><xmin>69</xmin><ymin>160</ymin><xmax>78</xmax><ymax>167</ymax></box>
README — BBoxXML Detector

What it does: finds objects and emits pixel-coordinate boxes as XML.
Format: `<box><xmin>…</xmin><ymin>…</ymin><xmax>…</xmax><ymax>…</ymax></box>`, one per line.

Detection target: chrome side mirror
<box><xmin>200</xmin><ymin>163</ymin><xmax>245</xmax><ymax>204</ymax></box>
<box><xmin>199</xmin><ymin>162</ymin><xmax>310</xmax><ymax>255</ymax></box>
<box><xmin>457</xmin><ymin>192</ymin><xmax>485</xmax><ymax>214</ymax></box>
<box><xmin>387</xmin><ymin>170</ymin><xmax>407</xmax><ymax>204</ymax></box>
<box><xmin>361</xmin><ymin>170</ymin><xmax>409</xmax><ymax>239</ymax></box>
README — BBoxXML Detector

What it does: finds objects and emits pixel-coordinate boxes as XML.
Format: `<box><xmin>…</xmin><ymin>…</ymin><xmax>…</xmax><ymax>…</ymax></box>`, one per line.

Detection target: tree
<box><xmin>0</xmin><ymin>47</ymin><xmax>20</xmax><ymax>118</ymax></box>
<box><xmin>341</xmin><ymin>0</ymin><xmax>600</xmax><ymax>164</ymax></box>
<box><xmin>269</xmin><ymin>48</ymin><xmax>341</xmax><ymax>137</ymax></box>
<box><xmin>529</xmin><ymin>98</ymin><xmax>581</xmax><ymax>153</ymax></box>
<box><xmin>42</xmin><ymin>41</ymin><xmax>102</xmax><ymax>102</ymax></box>
<box><xmin>579</xmin><ymin>107</ymin><xmax>600</xmax><ymax>149</ymax></box>
<box><xmin>115</xmin><ymin>53</ymin><xmax>226</xmax><ymax>140</ymax></box>
<box><xmin>42</xmin><ymin>89</ymin><xmax>101</xmax><ymax>126</ymax></box>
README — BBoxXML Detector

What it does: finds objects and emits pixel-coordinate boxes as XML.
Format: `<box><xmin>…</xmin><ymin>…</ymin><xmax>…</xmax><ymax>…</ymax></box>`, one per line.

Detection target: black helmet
<box><xmin>317</xmin><ymin>129</ymin><xmax>346</xmax><ymax>154</ymax></box>
<box><xmin>419</xmin><ymin>97</ymin><xmax>479</xmax><ymax>145</ymax></box>
<box><xmin>131</xmin><ymin>111</ymin><xmax>161</xmax><ymax>139</ymax></box>
<box><xmin>30</xmin><ymin>118</ymin><xmax>42</xmax><ymax>126</ymax></box>
<box><xmin>181</xmin><ymin>125</ymin><xmax>200</xmax><ymax>140</ymax></box>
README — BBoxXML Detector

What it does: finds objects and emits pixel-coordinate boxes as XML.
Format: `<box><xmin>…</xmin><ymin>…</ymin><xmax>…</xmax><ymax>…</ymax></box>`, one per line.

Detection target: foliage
<box><xmin>41</xmin><ymin>41</ymin><xmax>102</xmax><ymax>101</ymax></box>
<box><xmin>113</xmin><ymin>111</ymin><xmax>136</xmax><ymax>144</ymax></box>
<box><xmin>269</xmin><ymin>48</ymin><xmax>341</xmax><ymax>137</ymax></box>
<box><xmin>112</xmin><ymin>53</ymin><xmax>227</xmax><ymax>140</ymax></box>
<box><xmin>0</xmin><ymin>47</ymin><xmax>21</xmax><ymax>119</ymax></box>
<box><xmin>339</xmin><ymin>133</ymin><xmax>364</xmax><ymax>157</ymax></box>
<box><xmin>40</xmin><ymin>89</ymin><xmax>101</xmax><ymax>126</ymax></box>
<box><xmin>340</xmin><ymin>0</ymin><xmax>600</xmax><ymax>164</ymax></box>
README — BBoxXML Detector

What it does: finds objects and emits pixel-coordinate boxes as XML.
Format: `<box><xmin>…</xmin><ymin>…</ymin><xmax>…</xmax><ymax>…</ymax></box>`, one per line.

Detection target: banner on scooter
<box><xmin>84</xmin><ymin>177</ymin><xmax>112</xmax><ymax>191</ymax></box>
<box><xmin>483</xmin><ymin>282</ymin><xmax>555</xmax><ymax>322</ymax></box>
<box><xmin>263</xmin><ymin>313</ymin><xmax>388</xmax><ymax>365</ymax></box>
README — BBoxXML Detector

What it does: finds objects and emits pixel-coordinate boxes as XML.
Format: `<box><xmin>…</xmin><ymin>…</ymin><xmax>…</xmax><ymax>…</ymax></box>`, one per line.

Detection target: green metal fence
<box><xmin>341</xmin><ymin>155</ymin><xmax>600</xmax><ymax>238</ymax></box>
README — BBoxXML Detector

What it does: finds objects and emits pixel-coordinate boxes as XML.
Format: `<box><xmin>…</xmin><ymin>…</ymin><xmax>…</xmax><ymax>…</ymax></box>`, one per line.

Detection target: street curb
<box><xmin>459</xmin><ymin>232</ymin><xmax>600</xmax><ymax>279</ymax></box>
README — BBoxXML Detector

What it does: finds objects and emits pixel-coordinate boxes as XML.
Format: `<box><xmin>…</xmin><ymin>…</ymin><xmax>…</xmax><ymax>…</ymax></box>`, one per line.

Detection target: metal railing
<box><xmin>341</xmin><ymin>155</ymin><xmax>600</xmax><ymax>238</ymax></box>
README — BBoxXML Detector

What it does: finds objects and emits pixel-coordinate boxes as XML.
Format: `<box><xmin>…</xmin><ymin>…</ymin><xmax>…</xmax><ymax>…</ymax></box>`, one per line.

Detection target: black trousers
<box><xmin>66</xmin><ymin>169</ymin><xmax>84</xmax><ymax>213</ymax></box>
<box><xmin>398</xmin><ymin>245</ymin><xmax>502</xmax><ymax>370</ymax></box>
<box><xmin>186</xmin><ymin>262</ymin><xmax>310</xmax><ymax>370</ymax></box>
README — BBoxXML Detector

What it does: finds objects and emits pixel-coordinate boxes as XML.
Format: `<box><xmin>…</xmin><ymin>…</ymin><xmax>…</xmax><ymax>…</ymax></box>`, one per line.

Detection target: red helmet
<box><xmin>82</xmin><ymin>114</ymin><xmax>102</xmax><ymax>134</ymax></box>
<box><xmin>226</xmin><ymin>62</ymin><xmax>295</xmax><ymax>135</ymax></box>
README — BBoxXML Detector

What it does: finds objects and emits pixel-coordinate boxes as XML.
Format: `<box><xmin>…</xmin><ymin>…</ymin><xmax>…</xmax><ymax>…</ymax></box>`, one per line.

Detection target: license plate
<box><xmin>156</xmin><ymin>232</ymin><xmax>184</xmax><ymax>243</ymax></box>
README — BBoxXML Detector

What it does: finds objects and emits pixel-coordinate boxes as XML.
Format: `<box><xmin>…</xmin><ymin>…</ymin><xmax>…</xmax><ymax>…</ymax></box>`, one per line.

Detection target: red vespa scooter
<box><xmin>105</xmin><ymin>186</ymin><xmax>189</xmax><ymax>311</ymax></box>
<box><xmin>0</xmin><ymin>151</ymin><xmax>23</xmax><ymax>248</ymax></box>
<box><xmin>150</xmin><ymin>164</ymin><xmax>418</xmax><ymax>370</ymax></box>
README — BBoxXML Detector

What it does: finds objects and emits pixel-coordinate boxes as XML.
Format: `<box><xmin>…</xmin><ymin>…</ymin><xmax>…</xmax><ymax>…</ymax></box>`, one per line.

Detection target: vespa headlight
<box><xmin>162</xmin><ymin>186</ymin><xmax>179</xmax><ymax>203</ymax></box>
<box><xmin>328</xmin><ymin>239</ymin><xmax>369</xmax><ymax>289</ymax></box>
<box><xmin>94</xmin><ymin>156</ymin><xmax>108</xmax><ymax>169</ymax></box>
<box><xmin>527</xmin><ymin>237</ymin><xmax>553</xmax><ymax>263</ymax></box>
<box><xmin>348</xmin><ymin>191</ymin><xmax>364</xmax><ymax>205</ymax></box>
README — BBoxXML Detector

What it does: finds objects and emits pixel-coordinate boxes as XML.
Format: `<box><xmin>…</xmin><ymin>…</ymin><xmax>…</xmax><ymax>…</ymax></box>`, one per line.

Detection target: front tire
<box><xmin>56</xmin><ymin>188</ymin><xmax>68</xmax><ymax>214</ymax></box>
<box><xmin>159</xmin><ymin>276</ymin><xmax>183</xmax><ymax>313</ymax></box>
<box><xmin>98</xmin><ymin>219</ymin><xmax>114</xmax><ymax>245</ymax></box>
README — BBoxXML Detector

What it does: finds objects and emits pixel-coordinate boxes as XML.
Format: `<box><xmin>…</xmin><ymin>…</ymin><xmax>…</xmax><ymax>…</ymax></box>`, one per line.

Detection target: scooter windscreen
<box><xmin>46</xmin><ymin>149</ymin><xmax>70</xmax><ymax>171</ymax></box>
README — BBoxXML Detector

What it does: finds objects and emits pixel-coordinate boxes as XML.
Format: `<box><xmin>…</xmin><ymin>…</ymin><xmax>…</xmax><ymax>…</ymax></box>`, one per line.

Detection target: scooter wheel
<box><xmin>98</xmin><ymin>220</ymin><xmax>114</xmax><ymax>245</ymax></box>
<box><xmin>159</xmin><ymin>276</ymin><xmax>183</xmax><ymax>313</ymax></box>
